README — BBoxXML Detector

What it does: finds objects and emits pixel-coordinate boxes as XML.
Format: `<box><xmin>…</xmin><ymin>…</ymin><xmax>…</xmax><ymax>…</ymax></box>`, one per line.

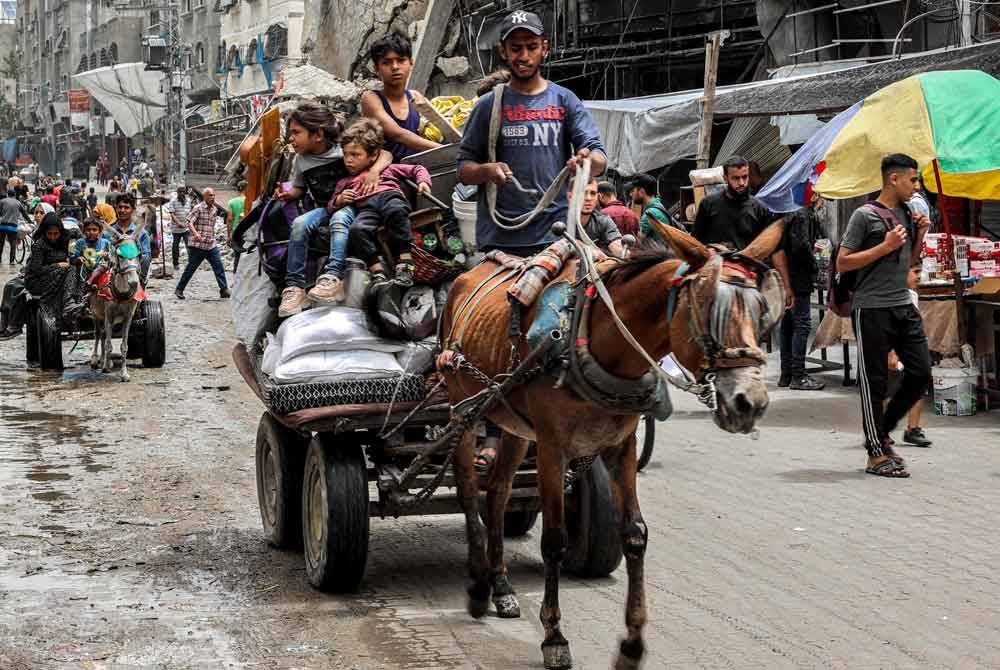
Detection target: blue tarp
<box><xmin>756</xmin><ymin>102</ymin><xmax>861</xmax><ymax>213</ymax></box>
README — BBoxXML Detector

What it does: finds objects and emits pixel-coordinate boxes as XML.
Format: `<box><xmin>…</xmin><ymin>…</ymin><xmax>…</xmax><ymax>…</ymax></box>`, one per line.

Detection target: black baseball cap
<box><xmin>499</xmin><ymin>10</ymin><xmax>546</xmax><ymax>42</ymax></box>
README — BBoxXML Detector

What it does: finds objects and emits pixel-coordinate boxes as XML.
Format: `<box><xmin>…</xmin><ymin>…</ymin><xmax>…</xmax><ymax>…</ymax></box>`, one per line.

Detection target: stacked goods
<box><xmin>256</xmin><ymin>305</ymin><xmax>437</xmax><ymax>412</ymax></box>
<box><xmin>966</xmin><ymin>239</ymin><xmax>1000</xmax><ymax>278</ymax></box>
<box><xmin>419</xmin><ymin>96</ymin><xmax>477</xmax><ymax>142</ymax></box>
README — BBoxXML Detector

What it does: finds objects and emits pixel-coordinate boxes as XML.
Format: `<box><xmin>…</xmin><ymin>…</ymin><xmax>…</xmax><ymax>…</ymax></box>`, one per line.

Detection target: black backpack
<box><xmin>828</xmin><ymin>201</ymin><xmax>913</xmax><ymax>317</ymax></box>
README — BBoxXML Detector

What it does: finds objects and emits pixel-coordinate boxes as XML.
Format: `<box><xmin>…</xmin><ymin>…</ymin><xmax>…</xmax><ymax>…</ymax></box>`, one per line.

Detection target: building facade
<box><xmin>218</xmin><ymin>0</ymin><xmax>304</xmax><ymax>102</ymax></box>
<box><xmin>15</xmin><ymin>0</ymin><xmax>224</xmax><ymax>178</ymax></box>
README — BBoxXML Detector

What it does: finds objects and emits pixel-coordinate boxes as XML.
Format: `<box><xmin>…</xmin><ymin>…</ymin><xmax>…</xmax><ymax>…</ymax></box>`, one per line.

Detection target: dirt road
<box><xmin>2</xmin><ymin>254</ymin><xmax>1000</xmax><ymax>669</ymax></box>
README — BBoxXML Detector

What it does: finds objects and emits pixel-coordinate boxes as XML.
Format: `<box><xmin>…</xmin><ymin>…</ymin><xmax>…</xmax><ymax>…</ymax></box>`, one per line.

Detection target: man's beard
<box><xmin>509</xmin><ymin>63</ymin><xmax>539</xmax><ymax>81</ymax></box>
<box><xmin>726</xmin><ymin>185</ymin><xmax>749</xmax><ymax>202</ymax></box>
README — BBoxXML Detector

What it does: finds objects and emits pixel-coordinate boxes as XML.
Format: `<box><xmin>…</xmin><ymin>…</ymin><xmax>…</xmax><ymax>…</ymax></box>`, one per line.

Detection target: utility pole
<box><xmin>695</xmin><ymin>30</ymin><xmax>728</xmax><ymax>170</ymax></box>
<box><xmin>118</xmin><ymin>0</ymin><xmax>191</xmax><ymax>187</ymax></box>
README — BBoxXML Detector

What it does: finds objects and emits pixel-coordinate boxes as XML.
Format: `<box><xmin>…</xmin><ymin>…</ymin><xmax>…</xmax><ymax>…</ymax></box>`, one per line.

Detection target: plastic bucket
<box><xmin>932</xmin><ymin>366</ymin><xmax>977</xmax><ymax>416</ymax></box>
<box><xmin>452</xmin><ymin>193</ymin><xmax>477</xmax><ymax>251</ymax></box>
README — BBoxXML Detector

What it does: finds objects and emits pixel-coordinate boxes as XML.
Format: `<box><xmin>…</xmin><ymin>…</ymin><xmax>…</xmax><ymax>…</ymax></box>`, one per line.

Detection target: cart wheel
<box><xmin>25</xmin><ymin>302</ymin><xmax>39</xmax><ymax>365</ymax></box>
<box><xmin>37</xmin><ymin>310</ymin><xmax>63</xmax><ymax>371</ymax></box>
<box><xmin>141</xmin><ymin>300</ymin><xmax>166</xmax><ymax>368</ymax></box>
<box><xmin>255</xmin><ymin>413</ymin><xmax>307</xmax><ymax>549</ymax></box>
<box><xmin>302</xmin><ymin>433</ymin><xmax>369</xmax><ymax>593</ymax></box>
<box><xmin>503</xmin><ymin>509</ymin><xmax>539</xmax><ymax>537</ymax></box>
<box><xmin>563</xmin><ymin>456</ymin><xmax>623</xmax><ymax>578</ymax></box>
<box><xmin>478</xmin><ymin>505</ymin><xmax>540</xmax><ymax>538</ymax></box>
<box><xmin>636</xmin><ymin>415</ymin><xmax>656</xmax><ymax>472</ymax></box>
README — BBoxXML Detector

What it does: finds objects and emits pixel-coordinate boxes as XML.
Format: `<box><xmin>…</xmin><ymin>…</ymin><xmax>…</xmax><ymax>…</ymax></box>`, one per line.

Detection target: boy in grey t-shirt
<box><xmin>836</xmin><ymin>153</ymin><xmax>932</xmax><ymax>478</ymax></box>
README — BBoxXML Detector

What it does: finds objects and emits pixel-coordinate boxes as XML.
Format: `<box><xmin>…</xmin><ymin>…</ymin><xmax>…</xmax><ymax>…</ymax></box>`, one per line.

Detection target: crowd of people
<box><xmin>0</xmin><ymin>11</ymin><xmax>942</xmax><ymax>481</ymax></box>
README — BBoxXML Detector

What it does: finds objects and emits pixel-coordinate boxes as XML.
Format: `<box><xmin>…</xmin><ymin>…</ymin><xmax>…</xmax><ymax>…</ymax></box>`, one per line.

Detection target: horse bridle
<box><xmin>667</xmin><ymin>251</ymin><xmax>775</xmax><ymax>379</ymax></box>
<box><xmin>108</xmin><ymin>241</ymin><xmax>141</xmax><ymax>302</ymax></box>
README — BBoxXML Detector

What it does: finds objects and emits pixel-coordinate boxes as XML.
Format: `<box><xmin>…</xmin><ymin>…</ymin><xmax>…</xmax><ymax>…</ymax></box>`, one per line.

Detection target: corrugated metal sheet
<box><xmin>713</xmin><ymin>115</ymin><xmax>791</xmax><ymax>178</ymax></box>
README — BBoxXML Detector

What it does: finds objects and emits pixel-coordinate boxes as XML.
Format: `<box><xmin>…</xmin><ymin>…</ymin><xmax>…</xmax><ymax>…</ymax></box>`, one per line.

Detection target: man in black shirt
<box><xmin>693</xmin><ymin>155</ymin><xmax>791</xmax><ymax>307</ymax></box>
<box><xmin>778</xmin><ymin>193</ymin><xmax>826</xmax><ymax>390</ymax></box>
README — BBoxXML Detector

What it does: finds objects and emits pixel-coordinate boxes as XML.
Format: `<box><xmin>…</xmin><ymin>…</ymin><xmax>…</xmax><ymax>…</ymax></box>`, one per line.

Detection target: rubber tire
<box><xmin>502</xmin><ymin>509</ymin><xmax>539</xmax><ymax>537</ymax></box>
<box><xmin>25</xmin><ymin>302</ymin><xmax>39</xmax><ymax>365</ymax></box>
<box><xmin>37</xmin><ymin>310</ymin><xmax>64</xmax><ymax>371</ymax></box>
<box><xmin>302</xmin><ymin>433</ymin><xmax>369</xmax><ymax>593</ymax></box>
<box><xmin>636</xmin><ymin>415</ymin><xmax>656</xmax><ymax>472</ymax></box>
<box><xmin>563</xmin><ymin>456</ymin><xmax>623</xmax><ymax>578</ymax></box>
<box><xmin>141</xmin><ymin>300</ymin><xmax>166</xmax><ymax>368</ymax></box>
<box><xmin>255</xmin><ymin>413</ymin><xmax>307</xmax><ymax>549</ymax></box>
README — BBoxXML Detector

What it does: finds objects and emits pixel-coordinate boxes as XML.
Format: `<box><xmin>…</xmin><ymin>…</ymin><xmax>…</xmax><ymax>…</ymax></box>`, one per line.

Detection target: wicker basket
<box><xmin>411</xmin><ymin>245</ymin><xmax>464</xmax><ymax>286</ymax></box>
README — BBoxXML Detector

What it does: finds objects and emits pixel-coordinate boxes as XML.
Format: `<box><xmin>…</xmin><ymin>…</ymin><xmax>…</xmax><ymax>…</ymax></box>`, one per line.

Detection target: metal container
<box><xmin>342</xmin><ymin>258</ymin><xmax>371</xmax><ymax>309</ymax></box>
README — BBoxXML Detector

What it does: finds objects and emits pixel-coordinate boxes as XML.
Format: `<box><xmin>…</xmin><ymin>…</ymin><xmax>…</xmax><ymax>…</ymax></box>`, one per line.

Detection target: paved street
<box><xmin>0</xmin><ymin>256</ymin><xmax>998</xmax><ymax>669</ymax></box>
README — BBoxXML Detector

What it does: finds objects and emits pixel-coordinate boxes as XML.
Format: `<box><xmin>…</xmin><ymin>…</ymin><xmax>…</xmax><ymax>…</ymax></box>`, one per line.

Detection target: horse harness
<box><xmin>444</xmin><ymin>247</ymin><xmax>780</xmax><ymax>423</ymax></box>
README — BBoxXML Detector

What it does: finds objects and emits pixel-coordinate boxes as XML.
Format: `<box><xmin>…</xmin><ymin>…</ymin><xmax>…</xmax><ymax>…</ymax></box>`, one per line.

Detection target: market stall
<box><xmin>785</xmin><ymin>69</ymin><xmax>1000</xmax><ymax>407</ymax></box>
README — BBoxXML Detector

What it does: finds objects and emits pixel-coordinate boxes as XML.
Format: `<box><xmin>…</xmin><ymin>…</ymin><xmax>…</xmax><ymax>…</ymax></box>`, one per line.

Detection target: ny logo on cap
<box><xmin>511</xmin><ymin>10</ymin><xmax>529</xmax><ymax>23</ymax></box>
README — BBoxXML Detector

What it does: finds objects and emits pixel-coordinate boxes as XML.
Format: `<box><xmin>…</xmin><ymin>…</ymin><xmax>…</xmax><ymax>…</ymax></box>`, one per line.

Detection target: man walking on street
<box><xmin>166</xmin><ymin>185</ymin><xmax>192</xmax><ymax>270</ymax></box>
<box><xmin>226</xmin><ymin>181</ymin><xmax>247</xmax><ymax>272</ymax></box>
<box><xmin>837</xmin><ymin>153</ymin><xmax>931</xmax><ymax>478</ymax></box>
<box><xmin>175</xmin><ymin>188</ymin><xmax>230</xmax><ymax>300</ymax></box>
<box><xmin>596</xmin><ymin>181</ymin><xmax>638</xmax><ymax>236</ymax></box>
<box><xmin>778</xmin><ymin>192</ymin><xmax>826</xmax><ymax>391</ymax></box>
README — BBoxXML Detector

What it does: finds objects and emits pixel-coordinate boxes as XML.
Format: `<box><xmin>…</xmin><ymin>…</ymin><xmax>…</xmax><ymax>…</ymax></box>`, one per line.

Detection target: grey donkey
<box><xmin>88</xmin><ymin>223</ymin><xmax>145</xmax><ymax>381</ymax></box>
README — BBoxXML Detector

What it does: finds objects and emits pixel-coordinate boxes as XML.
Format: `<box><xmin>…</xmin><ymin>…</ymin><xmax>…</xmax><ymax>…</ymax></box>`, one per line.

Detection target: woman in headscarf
<box><xmin>0</xmin><ymin>213</ymin><xmax>75</xmax><ymax>339</ymax></box>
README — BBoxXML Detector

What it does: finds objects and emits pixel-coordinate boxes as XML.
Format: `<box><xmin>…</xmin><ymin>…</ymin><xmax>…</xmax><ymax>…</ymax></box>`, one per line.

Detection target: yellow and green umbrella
<box><xmin>815</xmin><ymin>69</ymin><xmax>1000</xmax><ymax>201</ymax></box>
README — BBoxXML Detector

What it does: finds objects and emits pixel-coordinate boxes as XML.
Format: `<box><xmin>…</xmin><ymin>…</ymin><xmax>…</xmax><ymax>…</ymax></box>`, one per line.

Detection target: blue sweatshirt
<box><xmin>457</xmin><ymin>82</ymin><xmax>605</xmax><ymax>251</ymax></box>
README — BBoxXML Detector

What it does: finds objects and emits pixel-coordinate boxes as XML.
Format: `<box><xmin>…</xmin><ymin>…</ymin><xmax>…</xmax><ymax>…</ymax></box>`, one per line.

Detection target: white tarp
<box><xmin>72</xmin><ymin>63</ymin><xmax>167</xmax><ymax>137</ymax></box>
<box><xmin>582</xmin><ymin>61</ymin><xmax>867</xmax><ymax>175</ymax></box>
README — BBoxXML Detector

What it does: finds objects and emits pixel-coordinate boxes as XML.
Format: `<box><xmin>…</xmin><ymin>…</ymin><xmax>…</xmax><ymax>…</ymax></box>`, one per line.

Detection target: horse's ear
<box><xmin>739</xmin><ymin>219</ymin><xmax>785</xmax><ymax>261</ymax></box>
<box><xmin>101</xmin><ymin>222</ymin><xmax>121</xmax><ymax>240</ymax></box>
<box><xmin>758</xmin><ymin>269</ymin><xmax>786</xmax><ymax>336</ymax></box>
<box><xmin>647</xmin><ymin>217</ymin><xmax>710</xmax><ymax>268</ymax></box>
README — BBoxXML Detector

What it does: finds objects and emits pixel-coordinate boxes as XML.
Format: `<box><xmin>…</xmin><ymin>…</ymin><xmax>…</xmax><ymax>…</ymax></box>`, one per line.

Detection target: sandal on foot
<box><xmin>866</xmin><ymin>458</ymin><xmax>910</xmax><ymax>478</ymax></box>
<box><xmin>882</xmin><ymin>445</ymin><xmax>906</xmax><ymax>467</ymax></box>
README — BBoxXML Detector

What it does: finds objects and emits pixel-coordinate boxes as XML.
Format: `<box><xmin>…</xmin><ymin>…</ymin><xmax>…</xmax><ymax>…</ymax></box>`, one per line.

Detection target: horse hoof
<box><xmin>614</xmin><ymin>638</ymin><xmax>644</xmax><ymax>669</ymax></box>
<box><xmin>541</xmin><ymin>642</ymin><xmax>572</xmax><ymax>669</ymax></box>
<box><xmin>120</xmin><ymin>376</ymin><xmax>129</xmax><ymax>383</ymax></box>
<box><xmin>467</xmin><ymin>595</ymin><xmax>489</xmax><ymax>619</ymax></box>
<box><xmin>493</xmin><ymin>593</ymin><xmax>521</xmax><ymax>618</ymax></box>
<box><xmin>614</xmin><ymin>652</ymin><xmax>643</xmax><ymax>670</ymax></box>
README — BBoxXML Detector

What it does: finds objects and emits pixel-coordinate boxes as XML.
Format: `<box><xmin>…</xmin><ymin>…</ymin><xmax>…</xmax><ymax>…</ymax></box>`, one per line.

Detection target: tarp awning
<box><xmin>72</xmin><ymin>63</ymin><xmax>167</xmax><ymax>137</ymax></box>
<box><xmin>584</xmin><ymin>40</ymin><xmax>1000</xmax><ymax>176</ymax></box>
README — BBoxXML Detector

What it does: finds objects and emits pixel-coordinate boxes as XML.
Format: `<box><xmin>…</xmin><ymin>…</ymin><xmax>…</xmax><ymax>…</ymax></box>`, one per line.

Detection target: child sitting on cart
<box><xmin>328</xmin><ymin>118</ymin><xmax>432</xmax><ymax>291</ymax></box>
<box><xmin>70</xmin><ymin>218</ymin><xmax>112</xmax><ymax>270</ymax></box>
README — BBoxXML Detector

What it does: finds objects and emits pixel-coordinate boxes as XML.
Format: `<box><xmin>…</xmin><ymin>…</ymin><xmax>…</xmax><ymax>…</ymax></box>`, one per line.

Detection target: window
<box><xmin>61</xmin><ymin>74</ymin><xmax>69</xmax><ymax>92</ymax></box>
<box><xmin>246</xmin><ymin>39</ymin><xmax>257</xmax><ymax>64</ymax></box>
<box><xmin>227</xmin><ymin>45</ymin><xmax>239</xmax><ymax>70</ymax></box>
<box><xmin>217</xmin><ymin>41</ymin><xmax>226</xmax><ymax>71</ymax></box>
<box><xmin>263</xmin><ymin>24</ymin><xmax>287</xmax><ymax>59</ymax></box>
<box><xmin>109</xmin><ymin>42</ymin><xmax>118</xmax><ymax>64</ymax></box>
<box><xmin>90</xmin><ymin>52</ymin><xmax>97</xmax><ymax>70</ymax></box>
<box><xmin>196</xmin><ymin>42</ymin><xmax>205</xmax><ymax>66</ymax></box>
<box><xmin>100</xmin><ymin>48</ymin><xmax>109</xmax><ymax>66</ymax></box>
<box><xmin>77</xmin><ymin>55</ymin><xmax>88</xmax><ymax>73</ymax></box>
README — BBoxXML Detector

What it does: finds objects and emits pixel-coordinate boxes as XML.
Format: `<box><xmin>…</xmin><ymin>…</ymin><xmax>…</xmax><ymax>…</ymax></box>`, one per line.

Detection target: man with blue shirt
<box><xmin>457</xmin><ymin>10</ymin><xmax>607</xmax><ymax>257</ymax></box>
<box><xmin>456</xmin><ymin>10</ymin><xmax>608</xmax><ymax>472</ymax></box>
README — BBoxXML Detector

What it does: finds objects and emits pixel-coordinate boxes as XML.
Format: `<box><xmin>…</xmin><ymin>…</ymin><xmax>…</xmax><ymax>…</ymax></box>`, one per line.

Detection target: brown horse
<box><xmin>438</xmin><ymin>218</ymin><xmax>785</xmax><ymax>669</ymax></box>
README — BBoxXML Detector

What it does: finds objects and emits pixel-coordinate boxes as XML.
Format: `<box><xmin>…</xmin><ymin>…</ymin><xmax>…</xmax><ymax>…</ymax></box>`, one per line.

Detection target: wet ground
<box><xmin>2</xmin><ymin>241</ymin><xmax>1000</xmax><ymax>668</ymax></box>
